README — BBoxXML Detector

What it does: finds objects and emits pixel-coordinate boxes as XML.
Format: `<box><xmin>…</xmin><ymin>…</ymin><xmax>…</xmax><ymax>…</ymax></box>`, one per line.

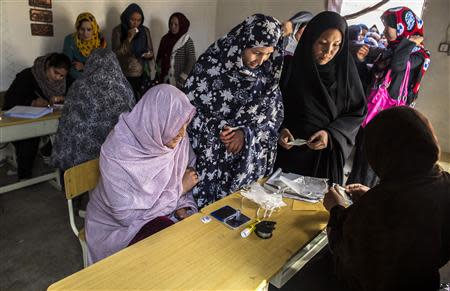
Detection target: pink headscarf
<box><xmin>86</xmin><ymin>84</ymin><xmax>196</xmax><ymax>264</ymax></box>
<box><xmin>101</xmin><ymin>83</ymin><xmax>196</xmax><ymax>208</ymax></box>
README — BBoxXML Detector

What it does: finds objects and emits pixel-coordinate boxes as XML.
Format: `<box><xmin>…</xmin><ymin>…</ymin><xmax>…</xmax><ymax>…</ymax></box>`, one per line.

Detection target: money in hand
<box><xmin>287</xmin><ymin>138</ymin><xmax>308</xmax><ymax>146</ymax></box>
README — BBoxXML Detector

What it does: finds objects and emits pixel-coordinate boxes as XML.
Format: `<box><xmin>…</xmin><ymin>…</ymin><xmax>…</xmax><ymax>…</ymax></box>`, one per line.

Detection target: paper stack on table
<box><xmin>4</xmin><ymin>106</ymin><xmax>53</xmax><ymax>119</ymax></box>
<box><xmin>264</xmin><ymin>168</ymin><xmax>328</xmax><ymax>203</ymax></box>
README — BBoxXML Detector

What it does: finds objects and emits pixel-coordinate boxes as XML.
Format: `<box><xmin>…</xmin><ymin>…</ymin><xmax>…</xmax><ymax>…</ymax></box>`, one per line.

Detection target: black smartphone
<box><xmin>224</xmin><ymin>213</ymin><xmax>251</xmax><ymax>229</ymax></box>
<box><xmin>210</xmin><ymin>205</ymin><xmax>237</xmax><ymax>222</ymax></box>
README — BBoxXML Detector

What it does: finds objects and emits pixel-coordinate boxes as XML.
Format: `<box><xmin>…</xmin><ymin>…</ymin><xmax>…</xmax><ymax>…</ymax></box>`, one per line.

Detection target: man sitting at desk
<box><xmin>3</xmin><ymin>53</ymin><xmax>70</xmax><ymax>180</ymax></box>
<box><xmin>323</xmin><ymin>107</ymin><xmax>450</xmax><ymax>291</ymax></box>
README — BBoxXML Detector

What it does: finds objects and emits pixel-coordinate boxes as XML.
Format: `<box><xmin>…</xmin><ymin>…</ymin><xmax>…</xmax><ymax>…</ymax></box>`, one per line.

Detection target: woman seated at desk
<box><xmin>323</xmin><ymin>106</ymin><xmax>450</xmax><ymax>290</ymax></box>
<box><xmin>85</xmin><ymin>84</ymin><xmax>199</xmax><ymax>265</ymax></box>
<box><xmin>3</xmin><ymin>53</ymin><xmax>70</xmax><ymax>180</ymax></box>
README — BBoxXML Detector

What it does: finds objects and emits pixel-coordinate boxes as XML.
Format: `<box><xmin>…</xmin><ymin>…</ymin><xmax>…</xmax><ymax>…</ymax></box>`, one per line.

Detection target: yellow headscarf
<box><xmin>74</xmin><ymin>12</ymin><xmax>105</xmax><ymax>57</ymax></box>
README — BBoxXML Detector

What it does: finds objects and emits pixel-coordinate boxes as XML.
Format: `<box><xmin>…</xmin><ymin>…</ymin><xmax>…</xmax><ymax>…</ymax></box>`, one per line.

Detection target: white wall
<box><xmin>415</xmin><ymin>0</ymin><xmax>450</xmax><ymax>152</ymax></box>
<box><xmin>215</xmin><ymin>0</ymin><xmax>325</xmax><ymax>38</ymax></box>
<box><xmin>0</xmin><ymin>0</ymin><xmax>217</xmax><ymax>91</ymax></box>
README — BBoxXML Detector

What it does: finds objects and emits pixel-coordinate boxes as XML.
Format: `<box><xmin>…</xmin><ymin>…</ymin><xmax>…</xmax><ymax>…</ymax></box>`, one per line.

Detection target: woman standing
<box><xmin>85</xmin><ymin>85</ymin><xmax>198</xmax><ymax>265</ymax></box>
<box><xmin>185</xmin><ymin>14</ymin><xmax>284</xmax><ymax>208</ymax></box>
<box><xmin>276</xmin><ymin>11</ymin><xmax>366</xmax><ymax>185</ymax></box>
<box><xmin>51</xmin><ymin>48</ymin><xmax>135</xmax><ymax>172</ymax></box>
<box><xmin>112</xmin><ymin>3</ymin><xmax>154</xmax><ymax>101</ymax></box>
<box><xmin>3</xmin><ymin>53</ymin><xmax>70</xmax><ymax>180</ymax></box>
<box><xmin>156</xmin><ymin>12</ymin><xmax>196</xmax><ymax>89</ymax></box>
<box><xmin>63</xmin><ymin>12</ymin><xmax>107</xmax><ymax>82</ymax></box>
<box><xmin>347</xmin><ymin>7</ymin><xmax>430</xmax><ymax>187</ymax></box>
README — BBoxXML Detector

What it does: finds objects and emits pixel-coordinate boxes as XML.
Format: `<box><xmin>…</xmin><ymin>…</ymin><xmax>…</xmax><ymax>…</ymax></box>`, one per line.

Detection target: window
<box><xmin>341</xmin><ymin>0</ymin><xmax>425</xmax><ymax>32</ymax></box>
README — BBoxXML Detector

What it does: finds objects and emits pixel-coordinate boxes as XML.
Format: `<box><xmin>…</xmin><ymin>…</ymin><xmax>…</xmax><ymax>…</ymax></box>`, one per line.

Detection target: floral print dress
<box><xmin>184</xmin><ymin>14</ymin><xmax>284</xmax><ymax>208</ymax></box>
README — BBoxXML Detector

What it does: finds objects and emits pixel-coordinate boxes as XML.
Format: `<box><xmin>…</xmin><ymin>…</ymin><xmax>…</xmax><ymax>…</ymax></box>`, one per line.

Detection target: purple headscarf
<box><xmin>85</xmin><ymin>84</ymin><xmax>197</xmax><ymax>264</ymax></box>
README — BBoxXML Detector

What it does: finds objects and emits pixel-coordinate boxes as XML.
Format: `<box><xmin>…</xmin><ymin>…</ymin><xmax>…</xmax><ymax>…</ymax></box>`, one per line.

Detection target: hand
<box><xmin>175</xmin><ymin>208</ymin><xmax>191</xmax><ymax>220</ymax></box>
<box><xmin>72</xmin><ymin>61</ymin><xmax>84</xmax><ymax>71</ymax></box>
<box><xmin>408</xmin><ymin>35</ymin><xmax>423</xmax><ymax>46</ymax></box>
<box><xmin>127</xmin><ymin>28</ymin><xmax>138</xmax><ymax>42</ymax></box>
<box><xmin>356</xmin><ymin>45</ymin><xmax>370</xmax><ymax>62</ymax></box>
<box><xmin>281</xmin><ymin>21</ymin><xmax>293</xmax><ymax>37</ymax></box>
<box><xmin>345</xmin><ymin>183</ymin><xmax>370</xmax><ymax>202</ymax></box>
<box><xmin>323</xmin><ymin>186</ymin><xmax>346</xmax><ymax>211</ymax></box>
<box><xmin>182</xmin><ymin>167</ymin><xmax>199</xmax><ymax>194</ymax></box>
<box><xmin>50</xmin><ymin>95</ymin><xmax>64</xmax><ymax>105</ymax></box>
<box><xmin>307</xmin><ymin>130</ymin><xmax>328</xmax><ymax>150</ymax></box>
<box><xmin>31</xmin><ymin>97</ymin><xmax>49</xmax><ymax>107</ymax></box>
<box><xmin>219</xmin><ymin>127</ymin><xmax>245</xmax><ymax>154</ymax></box>
<box><xmin>278</xmin><ymin>128</ymin><xmax>294</xmax><ymax>150</ymax></box>
<box><xmin>141</xmin><ymin>51</ymin><xmax>154</xmax><ymax>59</ymax></box>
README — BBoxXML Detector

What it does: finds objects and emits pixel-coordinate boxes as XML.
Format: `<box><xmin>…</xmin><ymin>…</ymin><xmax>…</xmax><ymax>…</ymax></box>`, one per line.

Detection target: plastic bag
<box><xmin>241</xmin><ymin>182</ymin><xmax>286</xmax><ymax>218</ymax></box>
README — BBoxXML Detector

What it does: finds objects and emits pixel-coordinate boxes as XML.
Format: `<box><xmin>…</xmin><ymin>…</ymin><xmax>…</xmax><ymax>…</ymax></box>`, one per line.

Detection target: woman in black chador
<box><xmin>276</xmin><ymin>11</ymin><xmax>366</xmax><ymax>185</ymax></box>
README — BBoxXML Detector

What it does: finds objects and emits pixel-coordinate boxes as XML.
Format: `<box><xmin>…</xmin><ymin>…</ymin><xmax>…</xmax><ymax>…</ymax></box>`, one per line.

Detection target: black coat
<box><xmin>3</xmin><ymin>68</ymin><xmax>46</xmax><ymax>110</ymax></box>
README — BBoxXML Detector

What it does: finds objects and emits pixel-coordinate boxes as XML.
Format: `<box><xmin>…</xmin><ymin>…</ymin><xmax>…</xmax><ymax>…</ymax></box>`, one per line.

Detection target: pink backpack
<box><xmin>361</xmin><ymin>61</ymin><xmax>411</xmax><ymax>128</ymax></box>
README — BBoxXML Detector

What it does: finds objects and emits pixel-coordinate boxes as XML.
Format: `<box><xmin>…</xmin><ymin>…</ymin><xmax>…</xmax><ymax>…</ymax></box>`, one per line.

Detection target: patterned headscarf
<box><xmin>184</xmin><ymin>14</ymin><xmax>284</xmax><ymax>207</ymax></box>
<box><xmin>74</xmin><ymin>12</ymin><xmax>106</xmax><ymax>57</ymax></box>
<box><xmin>51</xmin><ymin>48</ymin><xmax>135</xmax><ymax>171</ymax></box>
<box><xmin>31</xmin><ymin>54</ymin><xmax>66</xmax><ymax>100</ymax></box>
<box><xmin>381</xmin><ymin>6</ymin><xmax>430</xmax><ymax>95</ymax></box>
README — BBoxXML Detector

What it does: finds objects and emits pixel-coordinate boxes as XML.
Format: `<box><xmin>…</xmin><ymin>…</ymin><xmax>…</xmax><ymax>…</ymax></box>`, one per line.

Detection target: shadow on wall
<box><xmin>46</xmin><ymin>5</ymin><xmax>72</xmax><ymax>54</ymax></box>
<box><xmin>105</xmin><ymin>6</ymin><xmax>121</xmax><ymax>46</ymax></box>
<box><xmin>150</xmin><ymin>16</ymin><xmax>166</xmax><ymax>53</ymax></box>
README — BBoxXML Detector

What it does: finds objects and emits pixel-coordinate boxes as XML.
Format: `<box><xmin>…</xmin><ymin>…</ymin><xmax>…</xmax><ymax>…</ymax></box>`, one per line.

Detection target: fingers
<box><xmin>220</xmin><ymin>131</ymin><xmax>236</xmax><ymax>142</ymax></box>
<box><xmin>345</xmin><ymin>183</ymin><xmax>364</xmax><ymax>192</ymax></box>
<box><xmin>234</xmin><ymin>141</ymin><xmax>244</xmax><ymax>154</ymax></box>
<box><xmin>308</xmin><ymin>132</ymin><xmax>320</xmax><ymax>144</ymax></box>
<box><xmin>307</xmin><ymin>141</ymin><xmax>325</xmax><ymax>150</ymax></box>
<box><xmin>287</xmin><ymin>131</ymin><xmax>294</xmax><ymax>141</ymax></box>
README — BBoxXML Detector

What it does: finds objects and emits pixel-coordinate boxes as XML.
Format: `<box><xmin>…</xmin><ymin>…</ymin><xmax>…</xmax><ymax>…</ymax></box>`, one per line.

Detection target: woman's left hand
<box><xmin>323</xmin><ymin>186</ymin><xmax>346</xmax><ymax>211</ymax></box>
<box><xmin>72</xmin><ymin>61</ymin><xmax>84</xmax><ymax>71</ymax></box>
<box><xmin>141</xmin><ymin>51</ymin><xmax>154</xmax><ymax>59</ymax></box>
<box><xmin>408</xmin><ymin>35</ymin><xmax>424</xmax><ymax>46</ymax></box>
<box><xmin>307</xmin><ymin>130</ymin><xmax>328</xmax><ymax>150</ymax></box>
<box><xmin>175</xmin><ymin>208</ymin><xmax>191</xmax><ymax>220</ymax></box>
<box><xmin>220</xmin><ymin>127</ymin><xmax>245</xmax><ymax>154</ymax></box>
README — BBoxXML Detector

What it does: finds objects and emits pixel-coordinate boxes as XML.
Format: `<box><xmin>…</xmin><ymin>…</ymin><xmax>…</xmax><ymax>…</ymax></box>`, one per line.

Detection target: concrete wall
<box><xmin>415</xmin><ymin>0</ymin><xmax>450</xmax><ymax>152</ymax></box>
<box><xmin>215</xmin><ymin>0</ymin><xmax>325</xmax><ymax>38</ymax></box>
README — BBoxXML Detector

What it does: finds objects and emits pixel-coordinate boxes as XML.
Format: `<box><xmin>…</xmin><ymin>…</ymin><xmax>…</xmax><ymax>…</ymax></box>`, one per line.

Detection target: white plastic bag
<box><xmin>241</xmin><ymin>182</ymin><xmax>286</xmax><ymax>218</ymax></box>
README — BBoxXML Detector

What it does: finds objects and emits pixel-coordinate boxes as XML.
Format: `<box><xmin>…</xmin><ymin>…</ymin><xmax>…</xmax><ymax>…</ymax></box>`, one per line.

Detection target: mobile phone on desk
<box><xmin>210</xmin><ymin>205</ymin><xmax>251</xmax><ymax>229</ymax></box>
<box><xmin>224</xmin><ymin>213</ymin><xmax>250</xmax><ymax>229</ymax></box>
<box><xmin>210</xmin><ymin>205</ymin><xmax>237</xmax><ymax>222</ymax></box>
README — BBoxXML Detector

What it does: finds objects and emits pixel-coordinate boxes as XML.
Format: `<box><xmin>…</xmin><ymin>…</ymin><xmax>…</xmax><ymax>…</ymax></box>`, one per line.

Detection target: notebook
<box><xmin>4</xmin><ymin>106</ymin><xmax>53</xmax><ymax>119</ymax></box>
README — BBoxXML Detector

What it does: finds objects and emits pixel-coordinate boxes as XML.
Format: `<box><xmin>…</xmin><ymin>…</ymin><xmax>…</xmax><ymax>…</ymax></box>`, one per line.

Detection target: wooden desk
<box><xmin>48</xmin><ymin>193</ymin><xmax>329</xmax><ymax>290</ymax></box>
<box><xmin>0</xmin><ymin>111</ymin><xmax>61</xmax><ymax>194</ymax></box>
<box><xmin>0</xmin><ymin>111</ymin><xmax>61</xmax><ymax>143</ymax></box>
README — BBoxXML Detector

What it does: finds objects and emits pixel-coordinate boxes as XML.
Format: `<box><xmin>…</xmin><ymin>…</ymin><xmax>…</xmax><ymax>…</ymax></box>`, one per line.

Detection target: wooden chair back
<box><xmin>64</xmin><ymin>159</ymin><xmax>100</xmax><ymax>200</ymax></box>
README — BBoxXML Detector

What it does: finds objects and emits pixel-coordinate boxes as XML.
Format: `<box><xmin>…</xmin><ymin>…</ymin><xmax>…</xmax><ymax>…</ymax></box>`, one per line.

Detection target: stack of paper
<box><xmin>4</xmin><ymin>106</ymin><xmax>53</xmax><ymax>119</ymax></box>
<box><xmin>264</xmin><ymin>168</ymin><xmax>328</xmax><ymax>203</ymax></box>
